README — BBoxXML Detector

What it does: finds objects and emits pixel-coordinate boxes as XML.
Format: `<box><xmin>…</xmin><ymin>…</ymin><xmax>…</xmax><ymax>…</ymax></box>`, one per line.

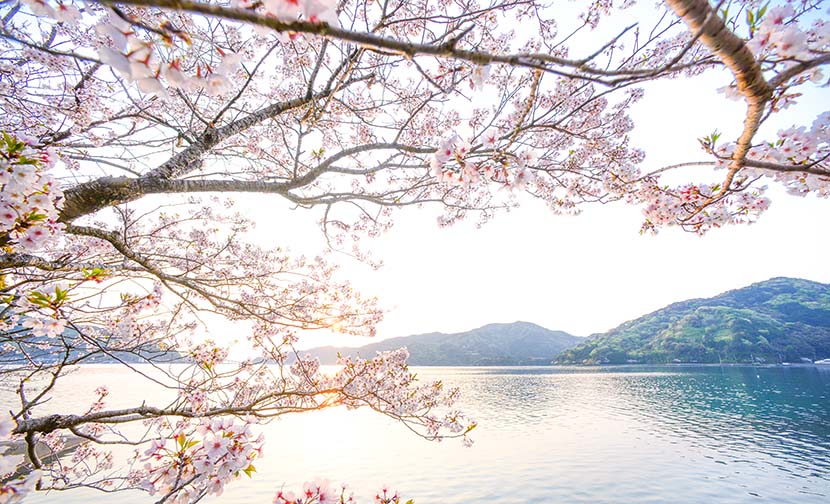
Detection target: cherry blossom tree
<box><xmin>0</xmin><ymin>0</ymin><xmax>828</xmax><ymax>502</ymax></box>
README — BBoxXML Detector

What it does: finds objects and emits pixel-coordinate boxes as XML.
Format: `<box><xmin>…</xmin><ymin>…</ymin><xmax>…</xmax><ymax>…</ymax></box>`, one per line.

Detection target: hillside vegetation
<box><xmin>308</xmin><ymin>322</ymin><xmax>582</xmax><ymax>365</ymax></box>
<box><xmin>556</xmin><ymin>278</ymin><xmax>830</xmax><ymax>364</ymax></box>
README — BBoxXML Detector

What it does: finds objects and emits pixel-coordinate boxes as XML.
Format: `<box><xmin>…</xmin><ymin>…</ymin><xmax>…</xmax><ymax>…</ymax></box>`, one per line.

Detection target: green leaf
<box><xmin>27</xmin><ymin>291</ymin><xmax>51</xmax><ymax>307</ymax></box>
<box><xmin>83</xmin><ymin>267</ymin><xmax>109</xmax><ymax>281</ymax></box>
<box><xmin>2</xmin><ymin>131</ymin><xmax>25</xmax><ymax>155</ymax></box>
<box><xmin>53</xmin><ymin>286</ymin><xmax>70</xmax><ymax>305</ymax></box>
<box><xmin>3</xmin><ymin>131</ymin><xmax>19</xmax><ymax>153</ymax></box>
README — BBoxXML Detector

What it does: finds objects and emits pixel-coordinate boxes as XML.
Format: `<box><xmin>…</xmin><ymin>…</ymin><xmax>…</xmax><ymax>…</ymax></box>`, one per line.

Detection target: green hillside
<box><xmin>556</xmin><ymin>278</ymin><xmax>830</xmax><ymax>364</ymax></box>
<box><xmin>308</xmin><ymin>321</ymin><xmax>583</xmax><ymax>365</ymax></box>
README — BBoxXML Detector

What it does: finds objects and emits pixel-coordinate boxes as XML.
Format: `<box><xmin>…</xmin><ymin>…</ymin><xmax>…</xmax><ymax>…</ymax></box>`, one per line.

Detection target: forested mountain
<box><xmin>556</xmin><ymin>278</ymin><xmax>830</xmax><ymax>364</ymax></box>
<box><xmin>11</xmin><ymin>279</ymin><xmax>827</xmax><ymax>367</ymax></box>
<box><xmin>306</xmin><ymin>322</ymin><xmax>583</xmax><ymax>365</ymax></box>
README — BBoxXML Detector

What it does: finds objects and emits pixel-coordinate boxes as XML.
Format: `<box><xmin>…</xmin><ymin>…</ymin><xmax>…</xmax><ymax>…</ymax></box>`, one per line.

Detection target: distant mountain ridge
<box><xmin>310</xmin><ymin>278</ymin><xmax>830</xmax><ymax>366</ymax></box>
<box><xmin>556</xmin><ymin>277</ymin><xmax>830</xmax><ymax>364</ymax></box>
<box><xmin>9</xmin><ymin>278</ymin><xmax>826</xmax><ymax>367</ymax></box>
<box><xmin>306</xmin><ymin>321</ymin><xmax>583</xmax><ymax>365</ymax></box>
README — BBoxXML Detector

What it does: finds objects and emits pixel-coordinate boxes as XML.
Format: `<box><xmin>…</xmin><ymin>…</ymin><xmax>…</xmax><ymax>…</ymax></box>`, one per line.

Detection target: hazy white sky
<box><xmin>227</xmin><ymin>4</ymin><xmax>830</xmax><ymax>350</ymax></box>
<box><xmin>292</xmin><ymin>191</ymin><xmax>830</xmax><ymax>347</ymax></box>
<box><xmin>263</xmin><ymin>71</ymin><xmax>830</xmax><ymax>349</ymax></box>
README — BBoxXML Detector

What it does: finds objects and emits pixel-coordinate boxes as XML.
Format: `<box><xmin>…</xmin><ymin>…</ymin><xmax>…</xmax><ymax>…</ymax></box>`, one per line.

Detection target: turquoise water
<box><xmin>424</xmin><ymin>365</ymin><xmax>830</xmax><ymax>503</ymax></box>
<box><xmin>19</xmin><ymin>365</ymin><xmax>830</xmax><ymax>503</ymax></box>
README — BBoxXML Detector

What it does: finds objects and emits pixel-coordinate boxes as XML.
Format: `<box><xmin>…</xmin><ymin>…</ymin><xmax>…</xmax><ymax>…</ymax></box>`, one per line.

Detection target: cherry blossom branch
<box><xmin>0</xmin><ymin>253</ymin><xmax>72</xmax><ymax>271</ymax></box>
<box><xmin>768</xmin><ymin>53</ymin><xmax>830</xmax><ymax>87</ymax></box>
<box><xmin>107</xmin><ymin>0</ymin><xmax>708</xmax><ymax>83</ymax></box>
<box><xmin>742</xmin><ymin>157</ymin><xmax>829</xmax><ymax>175</ymax></box>
<box><xmin>666</xmin><ymin>0</ymin><xmax>772</xmax><ymax>166</ymax></box>
<box><xmin>59</xmin><ymin>75</ymin><xmax>374</xmax><ymax>223</ymax></box>
<box><xmin>661</xmin><ymin>0</ymin><xmax>820</xmax><ymax>225</ymax></box>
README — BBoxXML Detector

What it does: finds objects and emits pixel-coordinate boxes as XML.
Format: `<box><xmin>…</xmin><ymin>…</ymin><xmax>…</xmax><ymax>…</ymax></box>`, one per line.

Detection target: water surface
<box><xmin>14</xmin><ymin>365</ymin><xmax>830</xmax><ymax>503</ymax></box>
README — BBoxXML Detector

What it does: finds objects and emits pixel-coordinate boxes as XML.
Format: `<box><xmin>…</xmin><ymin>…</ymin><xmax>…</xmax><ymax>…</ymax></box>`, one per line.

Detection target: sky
<box><xmin>228</xmin><ymin>4</ymin><xmax>830</xmax><ymax>350</ymax></box>
<box><xmin>238</xmin><ymin>74</ymin><xmax>830</xmax><ymax>350</ymax></box>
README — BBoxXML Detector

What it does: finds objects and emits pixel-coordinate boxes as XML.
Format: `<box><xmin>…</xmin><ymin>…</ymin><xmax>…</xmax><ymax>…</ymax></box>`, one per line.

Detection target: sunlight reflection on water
<box><xmin>14</xmin><ymin>365</ymin><xmax>830</xmax><ymax>503</ymax></box>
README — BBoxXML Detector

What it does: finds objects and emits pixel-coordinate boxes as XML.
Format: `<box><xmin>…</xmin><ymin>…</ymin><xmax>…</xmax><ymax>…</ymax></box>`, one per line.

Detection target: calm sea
<box><xmin>14</xmin><ymin>365</ymin><xmax>830</xmax><ymax>503</ymax></box>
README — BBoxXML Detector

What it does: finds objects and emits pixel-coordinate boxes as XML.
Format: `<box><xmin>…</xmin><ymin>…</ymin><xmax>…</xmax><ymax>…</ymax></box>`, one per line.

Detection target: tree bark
<box><xmin>664</xmin><ymin>0</ymin><xmax>771</xmax><ymax>172</ymax></box>
<box><xmin>59</xmin><ymin>93</ymin><xmax>338</xmax><ymax>223</ymax></box>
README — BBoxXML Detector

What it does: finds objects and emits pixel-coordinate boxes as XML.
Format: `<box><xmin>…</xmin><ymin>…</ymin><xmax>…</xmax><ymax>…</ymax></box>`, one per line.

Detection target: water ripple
<box><xmin>18</xmin><ymin>365</ymin><xmax>830</xmax><ymax>504</ymax></box>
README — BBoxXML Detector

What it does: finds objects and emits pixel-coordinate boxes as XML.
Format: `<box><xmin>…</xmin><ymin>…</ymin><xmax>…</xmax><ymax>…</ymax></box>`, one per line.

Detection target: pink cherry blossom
<box><xmin>482</xmin><ymin>129</ymin><xmax>500</xmax><ymax>149</ymax></box>
<box><xmin>54</xmin><ymin>2</ymin><xmax>82</xmax><ymax>25</ymax></box>
<box><xmin>2</xmin><ymin>1</ymin><xmax>829</xmax><ymax>502</ymax></box>
<box><xmin>303</xmin><ymin>0</ymin><xmax>339</xmax><ymax>26</ymax></box>
<box><xmin>471</xmin><ymin>65</ymin><xmax>491</xmax><ymax>90</ymax></box>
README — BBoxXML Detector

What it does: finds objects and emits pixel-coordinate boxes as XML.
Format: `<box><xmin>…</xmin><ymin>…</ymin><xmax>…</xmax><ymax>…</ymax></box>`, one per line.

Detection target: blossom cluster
<box><xmin>279</xmin><ymin>348</ymin><xmax>476</xmax><ymax>448</ymax></box>
<box><xmin>274</xmin><ymin>479</ymin><xmax>410</xmax><ymax>504</ymax></box>
<box><xmin>273</xmin><ymin>479</ymin><xmax>354</xmax><ymax>504</ymax></box>
<box><xmin>5</xmin><ymin>0</ymin><xmax>829</xmax><ymax>501</ymax></box>
<box><xmin>740</xmin><ymin>112</ymin><xmax>830</xmax><ymax>197</ymax></box>
<box><xmin>20</xmin><ymin>0</ymin><xmax>81</xmax><ymax>23</ymax></box>
<box><xmin>430</xmin><ymin>134</ymin><xmax>536</xmax><ymax>190</ymax></box>
<box><xmin>719</xmin><ymin>4</ymin><xmax>829</xmax><ymax>104</ymax></box>
<box><xmin>746</xmin><ymin>4</ymin><xmax>830</xmax><ymax>62</ymax></box>
<box><xmin>22</xmin><ymin>0</ymin><xmax>339</xmax><ymax>97</ymax></box>
<box><xmin>692</xmin><ymin>110</ymin><xmax>830</xmax><ymax>226</ymax></box>
<box><xmin>638</xmin><ymin>181</ymin><xmax>771</xmax><ymax>234</ymax></box>
<box><xmin>93</xmin><ymin>3</ymin><xmax>242</xmax><ymax>98</ymax></box>
<box><xmin>143</xmin><ymin>345</ymin><xmax>469</xmax><ymax>501</ymax></box>
<box><xmin>0</xmin><ymin>132</ymin><xmax>64</xmax><ymax>253</ymax></box>
<box><xmin>128</xmin><ymin>402</ymin><xmax>413</xmax><ymax>503</ymax></box>
<box><xmin>189</xmin><ymin>340</ymin><xmax>230</xmax><ymax>371</ymax></box>
<box><xmin>132</xmin><ymin>417</ymin><xmax>264</xmax><ymax>503</ymax></box>
<box><xmin>330</xmin><ymin>349</ymin><xmax>476</xmax><ymax>447</ymax></box>
<box><xmin>9</xmin><ymin>276</ymin><xmax>162</xmax><ymax>375</ymax></box>
<box><xmin>21</xmin><ymin>313</ymin><xmax>67</xmax><ymax>339</ymax></box>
